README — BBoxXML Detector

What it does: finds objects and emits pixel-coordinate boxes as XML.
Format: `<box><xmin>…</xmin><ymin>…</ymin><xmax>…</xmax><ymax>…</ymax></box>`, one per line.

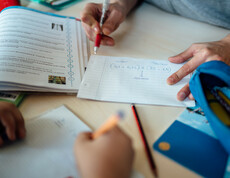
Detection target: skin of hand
<box><xmin>0</xmin><ymin>101</ymin><xmax>26</xmax><ymax>146</ymax></box>
<box><xmin>74</xmin><ymin>126</ymin><xmax>134</xmax><ymax>178</ymax></box>
<box><xmin>167</xmin><ymin>34</ymin><xmax>230</xmax><ymax>101</ymax></box>
<box><xmin>80</xmin><ymin>0</ymin><xmax>138</xmax><ymax>46</ymax></box>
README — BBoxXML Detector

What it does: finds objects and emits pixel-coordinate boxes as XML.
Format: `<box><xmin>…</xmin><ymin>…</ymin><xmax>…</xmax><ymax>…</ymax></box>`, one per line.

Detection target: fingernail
<box><xmin>167</xmin><ymin>77</ymin><xmax>174</xmax><ymax>84</ymax></box>
<box><xmin>178</xmin><ymin>92</ymin><xmax>186</xmax><ymax>101</ymax></box>
<box><xmin>103</xmin><ymin>28</ymin><xmax>111</xmax><ymax>35</ymax></box>
<box><xmin>94</xmin><ymin>27</ymin><xmax>99</xmax><ymax>34</ymax></box>
<box><xmin>106</xmin><ymin>40</ymin><xmax>114</xmax><ymax>46</ymax></box>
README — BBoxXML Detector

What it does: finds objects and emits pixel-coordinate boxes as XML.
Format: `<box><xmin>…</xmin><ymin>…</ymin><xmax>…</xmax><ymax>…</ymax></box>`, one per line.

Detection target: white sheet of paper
<box><xmin>78</xmin><ymin>55</ymin><xmax>195</xmax><ymax>107</ymax></box>
<box><xmin>0</xmin><ymin>105</ymin><xmax>91</xmax><ymax>178</ymax></box>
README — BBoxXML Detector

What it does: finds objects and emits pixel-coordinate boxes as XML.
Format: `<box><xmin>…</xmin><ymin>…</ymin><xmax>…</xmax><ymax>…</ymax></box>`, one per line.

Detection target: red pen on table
<box><xmin>0</xmin><ymin>0</ymin><xmax>20</xmax><ymax>12</ymax></box>
<box><xmin>94</xmin><ymin>0</ymin><xmax>110</xmax><ymax>54</ymax></box>
<box><xmin>131</xmin><ymin>104</ymin><xmax>158</xmax><ymax>177</ymax></box>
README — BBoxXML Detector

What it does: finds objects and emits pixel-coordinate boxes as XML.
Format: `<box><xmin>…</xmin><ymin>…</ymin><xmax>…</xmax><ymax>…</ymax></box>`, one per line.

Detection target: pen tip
<box><xmin>94</xmin><ymin>47</ymin><xmax>98</xmax><ymax>54</ymax></box>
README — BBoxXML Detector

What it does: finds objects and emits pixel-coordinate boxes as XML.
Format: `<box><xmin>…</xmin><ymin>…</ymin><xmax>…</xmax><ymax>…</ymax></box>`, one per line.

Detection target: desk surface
<box><xmin>19</xmin><ymin>0</ymin><xmax>230</xmax><ymax>177</ymax></box>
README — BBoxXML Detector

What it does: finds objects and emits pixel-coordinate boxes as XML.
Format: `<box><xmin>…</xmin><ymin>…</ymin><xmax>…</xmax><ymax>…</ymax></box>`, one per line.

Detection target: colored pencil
<box><xmin>131</xmin><ymin>104</ymin><xmax>158</xmax><ymax>177</ymax></box>
<box><xmin>92</xmin><ymin>111</ymin><xmax>124</xmax><ymax>139</ymax></box>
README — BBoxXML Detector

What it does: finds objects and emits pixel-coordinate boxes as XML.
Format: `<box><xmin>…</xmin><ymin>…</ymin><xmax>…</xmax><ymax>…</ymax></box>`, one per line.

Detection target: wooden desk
<box><xmin>19</xmin><ymin>0</ymin><xmax>230</xmax><ymax>177</ymax></box>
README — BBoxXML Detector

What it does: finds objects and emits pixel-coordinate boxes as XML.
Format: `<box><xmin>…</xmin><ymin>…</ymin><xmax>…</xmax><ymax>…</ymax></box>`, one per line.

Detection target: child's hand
<box><xmin>0</xmin><ymin>101</ymin><xmax>26</xmax><ymax>146</ymax></box>
<box><xmin>74</xmin><ymin>126</ymin><xmax>134</xmax><ymax>178</ymax></box>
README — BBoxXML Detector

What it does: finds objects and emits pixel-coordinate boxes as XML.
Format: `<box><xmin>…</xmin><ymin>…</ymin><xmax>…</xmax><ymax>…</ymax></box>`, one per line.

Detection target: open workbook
<box><xmin>0</xmin><ymin>6</ymin><xmax>89</xmax><ymax>93</ymax></box>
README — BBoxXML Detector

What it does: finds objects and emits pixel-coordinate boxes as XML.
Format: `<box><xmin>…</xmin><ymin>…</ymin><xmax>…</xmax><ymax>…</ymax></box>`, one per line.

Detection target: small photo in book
<box><xmin>48</xmin><ymin>75</ymin><xmax>66</xmax><ymax>85</ymax></box>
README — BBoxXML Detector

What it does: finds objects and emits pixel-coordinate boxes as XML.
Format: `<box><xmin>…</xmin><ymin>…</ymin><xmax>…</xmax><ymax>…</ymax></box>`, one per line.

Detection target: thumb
<box><xmin>75</xmin><ymin>132</ymin><xmax>92</xmax><ymax>146</ymax></box>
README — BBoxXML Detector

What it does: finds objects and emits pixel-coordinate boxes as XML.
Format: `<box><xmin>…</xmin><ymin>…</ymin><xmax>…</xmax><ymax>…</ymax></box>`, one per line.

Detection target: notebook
<box><xmin>0</xmin><ymin>6</ymin><xmax>89</xmax><ymax>93</ymax></box>
<box><xmin>77</xmin><ymin>55</ymin><xmax>195</xmax><ymax>107</ymax></box>
<box><xmin>0</xmin><ymin>105</ymin><xmax>91</xmax><ymax>178</ymax></box>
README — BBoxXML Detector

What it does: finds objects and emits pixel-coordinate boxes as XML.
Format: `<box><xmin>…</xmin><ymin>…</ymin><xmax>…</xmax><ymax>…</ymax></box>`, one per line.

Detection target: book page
<box><xmin>0</xmin><ymin>105</ymin><xmax>91</xmax><ymax>178</ymax></box>
<box><xmin>78</xmin><ymin>55</ymin><xmax>195</xmax><ymax>107</ymax></box>
<box><xmin>0</xmin><ymin>7</ymin><xmax>82</xmax><ymax>91</ymax></box>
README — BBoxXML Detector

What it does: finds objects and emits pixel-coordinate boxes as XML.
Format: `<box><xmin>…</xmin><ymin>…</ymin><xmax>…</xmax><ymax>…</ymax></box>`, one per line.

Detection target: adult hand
<box><xmin>81</xmin><ymin>0</ymin><xmax>137</xmax><ymax>46</ymax></box>
<box><xmin>74</xmin><ymin>126</ymin><xmax>134</xmax><ymax>178</ymax></box>
<box><xmin>167</xmin><ymin>34</ymin><xmax>230</xmax><ymax>101</ymax></box>
<box><xmin>0</xmin><ymin>101</ymin><xmax>26</xmax><ymax>146</ymax></box>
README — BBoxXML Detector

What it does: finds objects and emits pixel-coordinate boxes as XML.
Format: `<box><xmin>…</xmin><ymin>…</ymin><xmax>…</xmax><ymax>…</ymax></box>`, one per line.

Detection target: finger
<box><xmin>103</xmin><ymin>126</ymin><xmax>121</xmax><ymax>136</ymax></box>
<box><xmin>102</xmin><ymin>9</ymin><xmax>124</xmax><ymax>35</ymax></box>
<box><xmin>12</xmin><ymin>110</ymin><xmax>26</xmax><ymax>139</ymax></box>
<box><xmin>1</xmin><ymin>113</ymin><xmax>16</xmax><ymax>141</ymax></box>
<box><xmin>177</xmin><ymin>83</ymin><xmax>190</xmax><ymax>101</ymax></box>
<box><xmin>167</xmin><ymin>55</ymin><xmax>203</xmax><ymax>85</ymax></box>
<box><xmin>101</xmin><ymin>35</ymin><xmax>115</xmax><ymax>46</ymax></box>
<box><xmin>75</xmin><ymin>132</ymin><xmax>92</xmax><ymax>145</ymax></box>
<box><xmin>102</xmin><ymin>126</ymin><xmax>132</xmax><ymax>144</ymax></box>
<box><xmin>110</xmin><ymin>126</ymin><xmax>125</xmax><ymax>135</ymax></box>
<box><xmin>168</xmin><ymin>46</ymin><xmax>194</xmax><ymax>64</ymax></box>
<box><xmin>82</xmin><ymin>23</ymin><xmax>98</xmax><ymax>42</ymax></box>
<box><xmin>74</xmin><ymin>132</ymin><xmax>92</xmax><ymax>153</ymax></box>
<box><xmin>81</xmin><ymin>3</ymin><xmax>102</xmax><ymax>34</ymax></box>
<box><xmin>81</xmin><ymin>14</ymin><xmax>100</xmax><ymax>34</ymax></box>
<box><xmin>188</xmin><ymin>93</ymin><xmax>195</xmax><ymax>100</ymax></box>
<box><xmin>0</xmin><ymin>137</ymin><xmax>3</xmax><ymax>146</ymax></box>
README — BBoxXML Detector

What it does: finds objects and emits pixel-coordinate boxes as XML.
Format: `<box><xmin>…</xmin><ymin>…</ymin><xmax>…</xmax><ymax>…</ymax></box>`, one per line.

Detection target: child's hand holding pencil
<box><xmin>74</xmin><ymin>112</ymin><xmax>134</xmax><ymax>178</ymax></box>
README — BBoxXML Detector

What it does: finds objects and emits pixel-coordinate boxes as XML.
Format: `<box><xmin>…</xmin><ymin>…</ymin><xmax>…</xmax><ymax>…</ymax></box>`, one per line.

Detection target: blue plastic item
<box><xmin>190</xmin><ymin>61</ymin><xmax>230</xmax><ymax>154</ymax></box>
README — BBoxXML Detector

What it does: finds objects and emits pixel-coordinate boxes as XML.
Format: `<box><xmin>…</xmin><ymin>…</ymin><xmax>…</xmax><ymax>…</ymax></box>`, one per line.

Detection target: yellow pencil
<box><xmin>92</xmin><ymin>111</ymin><xmax>124</xmax><ymax>139</ymax></box>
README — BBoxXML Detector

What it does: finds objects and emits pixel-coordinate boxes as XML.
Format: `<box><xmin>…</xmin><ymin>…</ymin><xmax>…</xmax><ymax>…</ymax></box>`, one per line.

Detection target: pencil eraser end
<box><xmin>117</xmin><ymin>111</ymin><xmax>125</xmax><ymax>120</ymax></box>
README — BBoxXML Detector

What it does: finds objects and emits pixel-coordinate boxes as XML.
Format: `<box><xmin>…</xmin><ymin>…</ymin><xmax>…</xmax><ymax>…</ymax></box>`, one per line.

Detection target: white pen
<box><xmin>94</xmin><ymin>0</ymin><xmax>110</xmax><ymax>54</ymax></box>
<box><xmin>100</xmin><ymin>0</ymin><xmax>110</xmax><ymax>27</ymax></box>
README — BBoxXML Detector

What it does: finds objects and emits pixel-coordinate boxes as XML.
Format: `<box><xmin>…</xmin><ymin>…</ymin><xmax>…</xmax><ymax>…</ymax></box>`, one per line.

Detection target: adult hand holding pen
<box><xmin>81</xmin><ymin>0</ymin><xmax>138</xmax><ymax>46</ymax></box>
<box><xmin>167</xmin><ymin>34</ymin><xmax>230</xmax><ymax>101</ymax></box>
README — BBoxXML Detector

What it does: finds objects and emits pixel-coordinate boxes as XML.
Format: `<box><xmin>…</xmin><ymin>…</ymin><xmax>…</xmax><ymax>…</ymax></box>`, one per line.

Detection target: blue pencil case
<box><xmin>190</xmin><ymin>61</ymin><xmax>230</xmax><ymax>154</ymax></box>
